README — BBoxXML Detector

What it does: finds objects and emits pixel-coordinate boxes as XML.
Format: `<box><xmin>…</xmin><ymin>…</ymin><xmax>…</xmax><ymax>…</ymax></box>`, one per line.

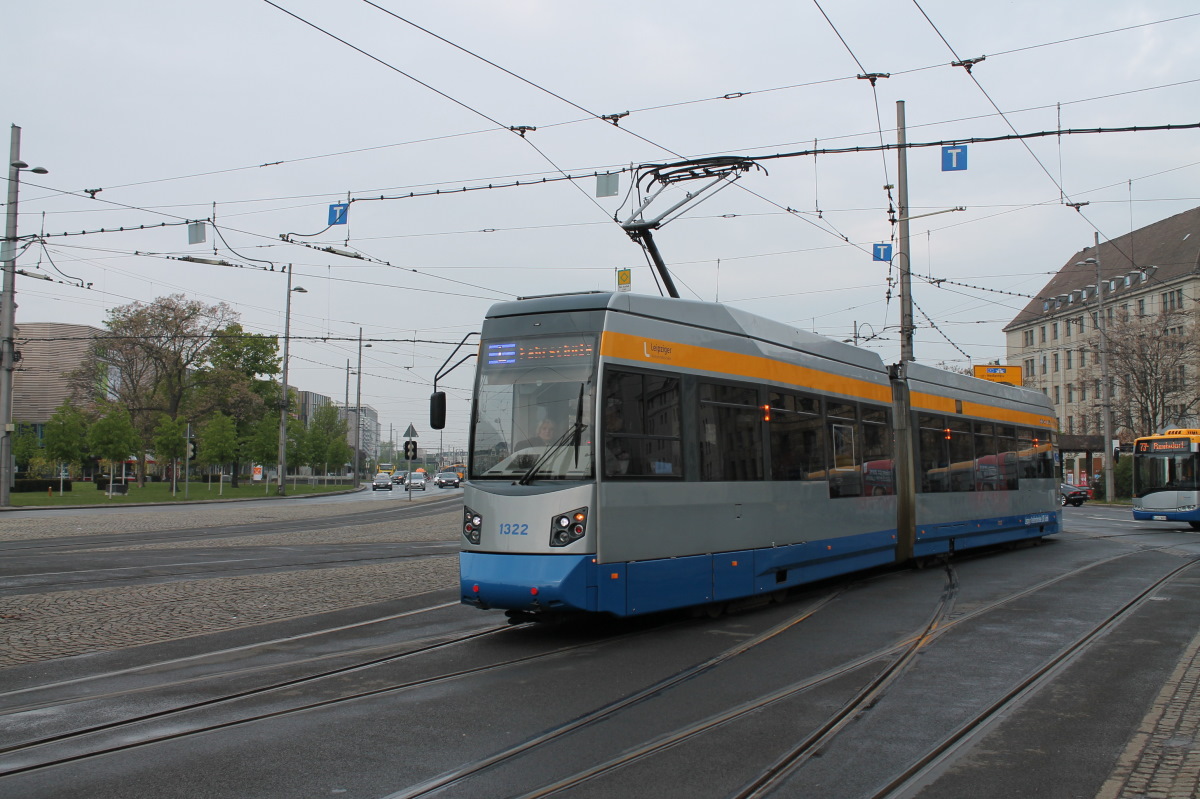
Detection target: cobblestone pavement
<box><xmin>1096</xmin><ymin>626</ymin><xmax>1200</xmax><ymax>799</ymax></box>
<box><xmin>0</xmin><ymin>498</ymin><xmax>460</xmax><ymax>668</ymax></box>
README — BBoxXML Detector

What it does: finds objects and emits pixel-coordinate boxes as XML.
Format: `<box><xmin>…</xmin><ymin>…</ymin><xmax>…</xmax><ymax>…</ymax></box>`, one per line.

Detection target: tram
<box><xmin>1132</xmin><ymin>429</ymin><xmax>1200</xmax><ymax>529</ymax></box>
<box><xmin>447</xmin><ymin>292</ymin><xmax>1059</xmax><ymax>620</ymax></box>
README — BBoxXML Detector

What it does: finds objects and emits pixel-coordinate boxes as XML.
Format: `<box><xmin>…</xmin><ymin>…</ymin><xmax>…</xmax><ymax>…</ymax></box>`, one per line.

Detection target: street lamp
<box><xmin>0</xmin><ymin>125</ymin><xmax>48</xmax><ymax>507</ymax></box>
<box><xmin>843</xmin><ymin>321</ymin><xmax>879</xmax><ymax>347</ymax></box>
<box><xmin>1076</xmin><ymin>252</ymin><xmax>1114</xmax><ymax>502</ymax></box>
<box><xmin>277</xmin><ymin>266</ymin><xmax>306</xmax><ymax>496</ymax></box>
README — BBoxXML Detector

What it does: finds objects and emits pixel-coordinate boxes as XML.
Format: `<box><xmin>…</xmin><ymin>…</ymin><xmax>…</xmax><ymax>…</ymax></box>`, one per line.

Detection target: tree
<box><xmin>12</xmin><ymin>423</ymin><xmax>40</xmax><ymax>476</ymax></box>
<box><xmin>153</xmin><ymin>414</ymin><xmax>188</xmax><ymax>494</ymax></box>
<box><xmin>193</xmin><ymin>322</ymin><xmax>281</xmax><ymax>488</ymax></box>
<box><xmin>74</xmin><ymin>295</ymin><xmax>240</xmax><ymax>487</ymax></box>
<box><xmin>243</xmin><ymin>415</ymin><xmax>279</xmax><ymax>493</ymax></box>
<box><xmin>286</xmin><ymin>417</ymin><xmax>307</xmax><ymax>480</ymax></box>
<box><xmin>1084</xmin><ymin>308</ymin><xmax>1200</xmax><ymax>438</ymax></box>
<box><xmin>44</xmin><ymin>402</ymin><xmax>90</xmax><ymax>494</ymax></box>
<box><xmin>305</xmin><ymin>404</ymin><xmax>350</xmax><ymax>479</ymax></box>
<box><xmin>87</xmin><ymin>409</ymin><xmax>140</xmax><ymax>495</ymax></box>
<box><xmin>198</xmin><ymin>412</ymin><xmax>239</xmax><ymax>491</ymax></box>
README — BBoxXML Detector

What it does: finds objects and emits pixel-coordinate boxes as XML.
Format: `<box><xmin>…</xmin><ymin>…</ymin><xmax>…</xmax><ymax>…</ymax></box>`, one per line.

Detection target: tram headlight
<box><xmin>550</xmin><ymin>507</ymin><xmax>588</xmax><ymax>547</ymax></box>
<box><xmin>463</xmin><ymin>507</ymin><xmax>482</xmax><ymax>545</ymax></box>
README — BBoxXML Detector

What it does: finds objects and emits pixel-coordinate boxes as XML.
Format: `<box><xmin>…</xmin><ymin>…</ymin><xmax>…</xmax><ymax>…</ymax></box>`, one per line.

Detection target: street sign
<box><xmin>328</xmin><ymin>203</ymin><xmax>349</xmax><ymax>225</ymax></box>
<box><xmin>873</xmin><ymin>243</ymin><xmax>893</xmax><ymax>262</ymax></box>
<box><xmin>617</xmin><ymin>268</ymin><xmax>631</xmax><ymax>292</ymax></box>
<box><xmin>596</xmin><ymin>173</ymin><xmax>618</xmax><ymax>197</ymax></box>
<box><xmin>972</xmin><ymin>364</ymin><xmax>1022</xmax><ymax>385</ymax></box>
<box><xmin>404</xmin><ymin>423</ymin><xmax>418</xmax><ymax>438</ymax></box>
<box><xmin>941</xmin><ymin>146</ymin><xmax>968</xmax><ymax>171</ymax></box>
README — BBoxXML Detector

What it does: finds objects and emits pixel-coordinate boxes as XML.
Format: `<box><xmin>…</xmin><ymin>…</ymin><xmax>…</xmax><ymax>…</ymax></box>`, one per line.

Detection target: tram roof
<box><xmin>488</xmin><ymin>292</ymin><xmax>885</xmax><ymax>372</ymax></box>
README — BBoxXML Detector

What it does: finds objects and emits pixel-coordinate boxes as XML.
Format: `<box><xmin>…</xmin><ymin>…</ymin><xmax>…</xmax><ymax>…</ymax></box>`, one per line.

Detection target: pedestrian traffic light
<box><xmin>404</xmin><ymin>440</ymin><xmax>417</xmax><ymax>459</ymax></box>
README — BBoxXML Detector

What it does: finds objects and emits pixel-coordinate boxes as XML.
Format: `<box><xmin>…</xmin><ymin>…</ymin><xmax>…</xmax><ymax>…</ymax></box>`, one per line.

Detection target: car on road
<box><xmin>372</xmin><ymin>473</ymin><xmax>393</xmax><ymax>491</ymax></box>
<box><xmin>434</xmin><ymin>472</ymin><xmax>460</xmax><ymax>488</ymax></box>
<box><xmin>1060</xmin><ymin>483</ymin><xmax>1087</xmax><ymax>506</ymax></box>
<box><xmin>405</xmin><ymin>472</ymin><xmax>427</xmax><ymax>491</ymax></box>
<box><xmin>393</xmin><ymin>471</ymin><xmax>407</xmax><ymax>485</ymax></box>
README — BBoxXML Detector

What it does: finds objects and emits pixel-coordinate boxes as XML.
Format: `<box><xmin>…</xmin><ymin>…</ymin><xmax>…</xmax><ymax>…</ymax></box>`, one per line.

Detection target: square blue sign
<box><xmin>941</xmin><ymin>146</ymin><xmax>968</xmax><ymax>171</ymax></box>
<box><xmin>328</xmin><ymin>203</ymin><xmax>349</xmax><ymax>225</ymax></box>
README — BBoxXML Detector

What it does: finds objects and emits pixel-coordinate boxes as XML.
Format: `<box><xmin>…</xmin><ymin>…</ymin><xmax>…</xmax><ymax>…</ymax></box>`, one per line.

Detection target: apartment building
<box><xmin>1004</xmin><ymin>206</ymin><xmax>1200</xmax><ymax>454</ymax></box>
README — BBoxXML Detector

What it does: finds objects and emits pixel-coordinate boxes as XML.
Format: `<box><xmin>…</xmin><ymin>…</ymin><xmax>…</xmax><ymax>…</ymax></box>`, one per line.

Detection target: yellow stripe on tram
<box><xmin>601</xmin><ymin>331</ymin><xmax>1054</xmax><ymax>429</ymax></box>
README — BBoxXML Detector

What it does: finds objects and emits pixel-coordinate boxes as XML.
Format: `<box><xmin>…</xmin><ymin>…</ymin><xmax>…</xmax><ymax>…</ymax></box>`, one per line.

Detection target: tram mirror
<box><xmin>430</xmin><ymin>391</ymin><xmax>446</xmax><ymax>430</ymax></box>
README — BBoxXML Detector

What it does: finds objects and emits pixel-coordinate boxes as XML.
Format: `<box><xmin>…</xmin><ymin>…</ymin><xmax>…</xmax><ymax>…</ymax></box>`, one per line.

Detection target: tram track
<box><xmin>0</xmin><ymin>496</ymin><xmax>462</xmax><ymax>554</ymax></box>
<box><xmin>0</xmin><ymin>621</ymin><xmax>547</xmax><ymax>777</ymax></box>
<box><xmin>394</xmin><ymin>545</ymin><xmax>1188</xmax><ymax>799</ymax></box>
<box><xmin>870</xmin><ymin>556</ymin><xmax>1200</xmax><ymax>799</ymax></box>
<box><xmin>3</xmin><ymin>541</ymin><xmax>1188</xmax><ymax>796</ymax></box>
<box><xmin>0</xmin><ymin>544</ymin><xmax>456</xmax><ymax>594</ymax></box>
<box><xmin>0</xmin><ymin>590</ymin><xmax>844</xmax><ymax>783</ymax></box>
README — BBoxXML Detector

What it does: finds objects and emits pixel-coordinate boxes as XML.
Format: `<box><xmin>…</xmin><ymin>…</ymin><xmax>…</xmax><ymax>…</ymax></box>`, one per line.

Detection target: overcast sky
<box><xmin>4</xmin><ymin>0</ymin><xmax>1199</xmax><ymax>450</ymax></box>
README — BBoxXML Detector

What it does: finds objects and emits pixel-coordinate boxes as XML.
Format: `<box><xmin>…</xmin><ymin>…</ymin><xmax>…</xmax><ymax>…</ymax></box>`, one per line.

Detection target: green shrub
<box><xmin>14</xmin><ymin>478</ymin><xmax>71</xmax><ymax>493</ymax></box>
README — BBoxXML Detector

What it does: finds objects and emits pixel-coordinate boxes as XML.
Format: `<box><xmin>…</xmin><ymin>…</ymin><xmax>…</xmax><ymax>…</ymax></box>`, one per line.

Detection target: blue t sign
<box><xmin>873</xmin><ymin>243</ymin><xmax>893</xmax><ymax>262</ymax></box>
<box><xmin>941</xmin><ymin>146</ymin><xmax>968</xmax><ymax>171</ymax></box>
<box><xmin>328</xmin><ymin>203</ymin><xmax>349</xmax><ymax>225</ymax></box>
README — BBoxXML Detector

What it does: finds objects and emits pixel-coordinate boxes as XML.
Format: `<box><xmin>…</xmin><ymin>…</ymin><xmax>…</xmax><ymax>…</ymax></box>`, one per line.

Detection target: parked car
<box><xmin>434</xmin><ymin>471</ymin><xmax>461</xmax><ymax>488</ymax></box>
<box><xmin>1060</xmin><ymin>483</ymin><xmax>1087</xmax><ymax>506</ymax></box>
<box><xmin>406</xmin><ymin>472</ymin><xmax>427</xmax><ymax>491</ymax></box>
<box><xmin>372</xmin><ymin>473</ymin><xmax>393</xmax><ymax>491</ymax></box>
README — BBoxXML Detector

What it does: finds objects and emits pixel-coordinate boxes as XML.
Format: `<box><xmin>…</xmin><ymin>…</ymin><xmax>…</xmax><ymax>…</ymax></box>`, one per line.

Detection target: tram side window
<box><xmin>827</xmin><ymin>402</ymin><xmax>861</xmax><ymax>497</ymax></box>
<box><xmin>767</xmin><ymin>391</ymin><xmax>825</xmax><ymax>481</ymax></box>
<box><xmin>602</xmin><ymin>370</ymin><xmax>682</xmax><ymax>478</ymax></box>
<box><xmin>973</xmin><ymin>422</ymin><xmax>1007</xmax><ymax>491</ymax></box>
<box><xmin>1034</xmin><ymin>430</ymin><xmax>1055</xmax><ymax>478</ymax></box>
<box><xmin>1018</xmin><ymin>428</ymin><xmax>1055</xmax><ymax>479</ymax></box>
<box><xmin>996</xmin><ymin>425</ymin><xmax>1019</xmax><ymax>489</ymax></box>
<box><xmin>699</xmin><ymin>383</ymin><xmax>764</xmax><ymax>481</ymax></box>
<box><xmin>861</xmin><ymin>405</ymin><xmax>894</xmax><ymax>495</ymax></box>
<box><xmin>918</xmin><ymin>414</ymin><xmax>950</xmax><ymax>493</ymax></box>
<box><xmin>946</xmin><ymin>419</ymin><xmax>974</xmax><ymax>492</ymax></box>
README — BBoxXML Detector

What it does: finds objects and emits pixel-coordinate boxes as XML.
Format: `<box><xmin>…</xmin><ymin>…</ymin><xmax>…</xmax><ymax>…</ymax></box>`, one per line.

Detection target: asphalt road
<box><xmin>2</xmin><ymin>501</ymin><xmax>1198</xmax><ymax>799</ymax></box>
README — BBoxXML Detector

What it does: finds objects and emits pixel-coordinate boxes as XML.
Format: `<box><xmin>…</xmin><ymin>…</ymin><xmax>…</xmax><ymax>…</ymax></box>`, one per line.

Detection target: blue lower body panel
<box><xmin>913</xmin><ymin>510</ymin><xmax>1060</xmax><ymax>556</ymax></box>
<box><xmin>460</xmin><ymin>512</ymin><xmax>1059</xmax><ymax>617</ymax></box>
<box><xmin>461</xmin><ymin>552</ymin><xmax>597</xmax><ymax>612</ymax></box>
<box><xmin>1134</xmin><ymin>509</ymin><xmax>1200</xmax><ymax>523</ymax></box>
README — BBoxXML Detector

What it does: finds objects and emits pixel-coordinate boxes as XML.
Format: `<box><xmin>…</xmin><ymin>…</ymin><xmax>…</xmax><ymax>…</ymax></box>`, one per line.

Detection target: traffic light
<box><xmin>404</xmin><ymin>440</ymin><xmax>417</xmax><ymax>459</ymax></box>
<box><xmin>187</xmin><ymin>440</ymin><xmax>197</xmax><ymax>459</ymax></box>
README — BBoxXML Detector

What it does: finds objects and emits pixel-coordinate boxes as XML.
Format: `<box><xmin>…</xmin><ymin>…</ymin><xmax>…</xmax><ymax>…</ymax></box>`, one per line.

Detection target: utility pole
<box><xmin>897</xmin><ymin>101</ymin><xmax>914</xmax><ymax>363</ymax></box>
<box><xmin>891</xmin><ymin>100</ymin><xmax>917</xmax><ymax>563</ymax></box>
<box><xmin>353</xmin><ymin>328</ymin><xmax>364</xmax><ymax>483</ymax></box>
<box><xmin>0</xmin><ymin>126</ymin><xmax>45</xmax><ymax>507</ymax></box>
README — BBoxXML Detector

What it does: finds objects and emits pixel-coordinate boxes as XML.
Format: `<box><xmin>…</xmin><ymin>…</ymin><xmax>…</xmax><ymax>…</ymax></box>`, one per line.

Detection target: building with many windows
<box><xmin>1004</xmin><ymin>206</ymin><xmax>1200</xmax><ymax>473</ymax></box>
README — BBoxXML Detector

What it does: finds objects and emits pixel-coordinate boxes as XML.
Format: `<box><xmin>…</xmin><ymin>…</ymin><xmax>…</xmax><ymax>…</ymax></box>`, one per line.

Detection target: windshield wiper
<box><xmin>516</xmin><ymin>421</ymin><xmax>587</xmax><ymax>486</ymax></box>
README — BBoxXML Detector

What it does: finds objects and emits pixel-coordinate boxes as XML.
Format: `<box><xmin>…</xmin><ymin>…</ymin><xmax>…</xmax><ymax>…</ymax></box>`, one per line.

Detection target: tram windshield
<box><xmin>1134</xmin><ymin>439</ymin><xmax>1200</xmax><ymax>497</ymax></box>
<box><xmin>469</xmin><ymin>334</ymin><xmax>597</xmax><ymax>480</ymax></box>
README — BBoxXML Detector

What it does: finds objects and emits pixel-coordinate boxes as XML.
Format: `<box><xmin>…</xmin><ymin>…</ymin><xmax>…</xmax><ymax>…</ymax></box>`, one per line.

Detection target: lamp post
<box><xmin>277</xmin><ymin>266</ymin><xmax>306</xmax><ymax>496</ymax></box>
<box><xmin>0</xmin><ymin>125</ymin><xmax>48</xmax><ymax>507</ymax></box>
<box><xmin>1077</xmin><ymin>250</ymin><xmax>1114</xmax><ymax>502</ymax></box>
<box><xmin>352</xmin><ymin>329</ymin><xmax>371</xmax><ymax>483</ymax></box>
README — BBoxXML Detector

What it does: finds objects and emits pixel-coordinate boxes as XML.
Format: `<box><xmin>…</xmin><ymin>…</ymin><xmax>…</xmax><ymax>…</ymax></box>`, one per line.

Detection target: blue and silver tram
<box><xmin>456</xmin><ymin>292</ymin><xmax>1059</xmax><ymax>619</ymax></box>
